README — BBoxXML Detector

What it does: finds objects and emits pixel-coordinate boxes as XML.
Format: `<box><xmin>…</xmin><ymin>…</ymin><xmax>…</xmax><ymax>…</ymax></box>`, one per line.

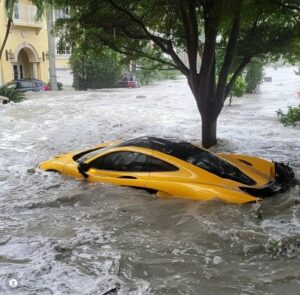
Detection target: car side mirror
<box><xmin>78</xmin><ymin>162</ymin><xmax>90</xmax><ymax>173</ymax></box>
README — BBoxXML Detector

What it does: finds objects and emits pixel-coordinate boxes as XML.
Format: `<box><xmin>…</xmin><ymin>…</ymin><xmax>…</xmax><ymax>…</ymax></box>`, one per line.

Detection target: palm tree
<box><xmin>0</xmin><ymin>0</ymin><xmax>15</xmax><ymax>60</ymax></box>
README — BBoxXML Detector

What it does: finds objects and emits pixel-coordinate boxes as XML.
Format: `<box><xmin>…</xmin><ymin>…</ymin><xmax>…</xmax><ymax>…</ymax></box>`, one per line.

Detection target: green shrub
<box><xmin>230</xmin><ymin>76</ymin><xmax>247</xmax><ymax>97</ymax></box>
<box><xmin>245</xmin><ymin>61</ymin><xmax>263</xmax><ymax>93</ymax></box>
<box><xmin>276</xmin><ymin>105</ymin><xmax>300</xmax><ymax>126</ymax></box>
<box><xmin>0</xmin><ymin>87</ymin><xmax>25</xmax><ymax>102</ymax></box>
<box><xmin>136</xmin><ymin>67</ymin><xmax>158</xmax><ymax>85</ymax></box>
<box><xmin>135</xmin><ymin>48</ymin><xmax>180</xmax><ymax>85</ymax></box>
<box><xmin>227</xmin><ymin>76</ymin><xmax>247</xmax><ymax>105</ymax></box>
<box><xmin>70</xmin><ymin>48</ymin><xmax>123</xmax><ymax>90</ymax></box>
<box><xmin>136</xmin><ymin>68</ymin><xmax>180</xmax><ymax>85</ymax></box>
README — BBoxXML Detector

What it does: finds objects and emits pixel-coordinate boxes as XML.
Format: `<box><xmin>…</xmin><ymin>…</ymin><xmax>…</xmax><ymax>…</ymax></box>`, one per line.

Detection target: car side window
<box><xmin>89</xmin><ymin>152</ymin><xmax>178</xmax><ymax>172</ymax></box>
<box><xmin>20</xmin><ymin>81</ymin><xmax>34</xmax><ymax>88</ymax></box>
<box><xmin>34</xmin><ymin>82</ymin><xmax>43</xmax><ymax>88</ymax></box>
<box><xmin>144</xmin><ymin>156</ymin><xmax>179</xmax><ymax>172</ymax></box>
<box><xmin>90</xmin><ymin>151</ymin><xmax>147</xmax><ymax>172</ymax></box>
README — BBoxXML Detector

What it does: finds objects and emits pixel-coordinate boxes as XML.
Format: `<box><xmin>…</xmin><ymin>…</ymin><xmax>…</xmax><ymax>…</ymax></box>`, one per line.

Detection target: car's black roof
<box><xmin>119</xmin><ymin>136</ymin><xmax>203</xmax><ymax>159</ymax></box>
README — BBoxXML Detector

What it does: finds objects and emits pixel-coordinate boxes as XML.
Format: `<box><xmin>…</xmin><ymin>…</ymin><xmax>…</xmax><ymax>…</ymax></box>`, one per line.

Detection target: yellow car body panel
<box><xmin>39</xmin><ymin>137</ymin><xmax>294</xmax><ymax>204</ymax></box>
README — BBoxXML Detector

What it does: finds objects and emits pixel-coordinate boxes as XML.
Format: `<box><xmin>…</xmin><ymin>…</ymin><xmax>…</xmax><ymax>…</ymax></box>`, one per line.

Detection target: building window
<box><xmin>13</xmin><ymin>65</ymin><xmax>24</xmax><ymax>80</ymax></box>
<box><xmin>54</xmin><ymin>7</ymin><xmax>70</xmax><ymax>20</ymax></box>
<box><xmin>14</xmin><ymin>2</ymin><xmax>20</xmax><ymax>19</ymax></box>
<box><xmin>56</xmin><ymin>45</ymin><xmax>71</xmax><ymax>55</ymax></box>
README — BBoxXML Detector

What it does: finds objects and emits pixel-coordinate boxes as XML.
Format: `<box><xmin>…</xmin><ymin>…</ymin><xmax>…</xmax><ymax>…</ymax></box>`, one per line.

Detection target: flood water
<box><xmin>0</xmin><ymin>67</ymin><xmax>299</xmax><ymax>294</ymax></box>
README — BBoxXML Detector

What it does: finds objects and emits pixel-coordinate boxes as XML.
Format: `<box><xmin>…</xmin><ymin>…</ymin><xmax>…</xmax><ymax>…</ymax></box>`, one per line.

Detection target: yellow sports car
<box><xmin>39</xmin><ymin>137</ymin><xmax>294</xmax><ymax>204</ymax></box>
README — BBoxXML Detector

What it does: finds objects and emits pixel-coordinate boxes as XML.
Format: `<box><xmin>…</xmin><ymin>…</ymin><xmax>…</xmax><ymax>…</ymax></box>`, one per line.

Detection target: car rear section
<box><xmin>218</xmin><ymin>153</ymin><xmax>295</xmax><ymax>198</ymax></box>
<box><xmin>239</xmin><ymin>162</ymin><xmax>294</xmax><ymax>197</ymax></box>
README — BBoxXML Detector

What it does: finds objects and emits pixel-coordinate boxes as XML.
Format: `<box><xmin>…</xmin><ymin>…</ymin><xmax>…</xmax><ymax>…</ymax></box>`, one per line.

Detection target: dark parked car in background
<box><xmin>117</xmin><ymin>73</ymin><xmax>140</xmax><ymax>88</ymax></box>
<box><xmin>3</xmin><ymin>79</ymin><xmax>49</xmax><ymax>92</ymax></box>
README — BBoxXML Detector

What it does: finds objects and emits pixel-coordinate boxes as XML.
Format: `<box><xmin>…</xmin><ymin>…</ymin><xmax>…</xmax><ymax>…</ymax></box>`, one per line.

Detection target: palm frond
<box><xmin>0</xmin><ymin>87</ymin><xmax>26</xmax><ymax>102</ymax></box>
<box><xmin>4</xmin><ymin>0</ymin><xmax>16</xmax><ymax>18</ymax></box>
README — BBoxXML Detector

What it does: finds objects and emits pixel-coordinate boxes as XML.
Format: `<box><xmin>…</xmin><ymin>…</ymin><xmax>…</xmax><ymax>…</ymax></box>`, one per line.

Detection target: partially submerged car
<box><xmin>3</xmin><ymin>79</ymin><xmax>49</xmax><ymax>92</ymax></box>
<box><xmin>117</xmin><ymin>73</ymin><xmax>140</xmax><ymax>88</ymax></box>
<box><xmin>39</xmin><ymin>137</ymin><xmax>295</xmax><ymax>204</ymax></box>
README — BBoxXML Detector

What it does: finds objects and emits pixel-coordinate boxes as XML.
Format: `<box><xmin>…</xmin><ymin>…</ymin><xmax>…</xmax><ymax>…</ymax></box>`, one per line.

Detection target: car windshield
<box><xmin>75</xmin><ymin>143</ymin><xmax>120</xmax><ymax>163</ymax></box>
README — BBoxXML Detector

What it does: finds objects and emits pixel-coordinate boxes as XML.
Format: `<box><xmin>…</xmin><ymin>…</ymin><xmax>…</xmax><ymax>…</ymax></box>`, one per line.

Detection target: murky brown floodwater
<box><xmin>0</xmin><ymin>66</ymin><xmax>299</xmax><ymax>294</ymax></box>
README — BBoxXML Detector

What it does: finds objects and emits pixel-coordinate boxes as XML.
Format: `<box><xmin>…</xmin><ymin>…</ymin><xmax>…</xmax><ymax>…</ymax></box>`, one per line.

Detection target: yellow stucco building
<box><xmin>0</xmin><ymin>0</ymin><xmax>72</xmax><ymax>86</ymax></box>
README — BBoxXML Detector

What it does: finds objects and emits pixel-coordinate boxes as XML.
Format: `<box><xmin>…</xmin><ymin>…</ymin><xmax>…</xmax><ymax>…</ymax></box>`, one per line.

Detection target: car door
<box><xmin>33</xmin><ymin>82</ymin><xmax>41</xmax><ymax>91</ymax></box>
<box><xmin>86</xmin><ymin>151</ymin><xmax>150</xmax><ymax>188</ymax></box>
<box><xmin>143</xmin><ymin>155</ymin><xmax>184</xmax><ymax>194</ymax></box>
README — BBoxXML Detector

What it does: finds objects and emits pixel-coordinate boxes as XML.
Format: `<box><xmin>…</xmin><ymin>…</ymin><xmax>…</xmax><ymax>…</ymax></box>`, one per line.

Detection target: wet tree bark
<box><xmin>194</xmin><ymin>92</ymin><xmax>221</xmax><ymax>148</ymax></box>
<box><xmin>201</xmin><ymin>115</ymin><xmax>217</xmax><ymax>148</ymax></box>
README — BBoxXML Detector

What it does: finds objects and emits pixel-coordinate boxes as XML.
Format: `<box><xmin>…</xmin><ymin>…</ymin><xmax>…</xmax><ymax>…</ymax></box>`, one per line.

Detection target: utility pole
<box><xmin>46</xmin><ymin>3</ymin><xmax>58</xmax><ymax>90</ymax></box>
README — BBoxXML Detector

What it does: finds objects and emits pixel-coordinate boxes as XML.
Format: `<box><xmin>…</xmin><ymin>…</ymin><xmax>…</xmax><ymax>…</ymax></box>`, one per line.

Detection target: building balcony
<box><xmin>13</xmin><ymin>4</ymin><xmax>42</xmax><ymax>28</ymax></box>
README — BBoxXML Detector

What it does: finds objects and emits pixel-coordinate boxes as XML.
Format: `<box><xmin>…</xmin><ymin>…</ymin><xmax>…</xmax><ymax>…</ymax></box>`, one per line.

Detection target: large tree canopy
<box><xmin>54</xmin><ymin>0</ymin><xmax>300</xmax><ymax>147</ymax></box>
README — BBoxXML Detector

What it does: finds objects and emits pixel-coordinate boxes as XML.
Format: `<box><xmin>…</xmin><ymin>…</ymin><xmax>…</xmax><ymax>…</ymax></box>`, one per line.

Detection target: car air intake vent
<box><xmin>240</xmin><ymin>187</ymin><xmax>266</xmax><ymax>197</ymax></box>
<box><xmin>240</xmin><ymin>186</ymin><xmax>270</xmax><ymax>197</ymax></box>
<box><xmin>240</xmin><ymin>181</ymin><xmax>281</xmax><ymax>197</ymax></box>
<box><xmin>238</xmin><ymin>159</ymin><xmax>253</xmax><ymax>166</ymax></box>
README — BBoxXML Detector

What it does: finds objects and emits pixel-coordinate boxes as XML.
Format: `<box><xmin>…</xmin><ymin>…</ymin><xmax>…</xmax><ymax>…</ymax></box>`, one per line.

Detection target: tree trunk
<box><xmin>189</xmin><ymin>76</ymin><xmax>219</xmax><ymax>148</ymax></box>
<box><xmin>201</xmin><ymin>115</ymin><xmax>217</xmax><ymax>148</ymax></box>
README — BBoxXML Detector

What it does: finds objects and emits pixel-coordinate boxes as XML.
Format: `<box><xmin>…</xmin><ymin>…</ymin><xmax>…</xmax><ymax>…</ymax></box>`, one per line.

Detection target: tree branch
<box><xmin>198</xmin><ymin>2</ymin><xmax>218</xmax><ymax>102</ymax></box>
<box><xmin>96</xmin><ymin>35</ymin><xmax>179</xmax><ymax>69</ymax></box>
<box><xmin>121</xmin><ymin>27</ymin><xmax>148</xmax><ymax>40</ymax></box>
<box><xmin>222</xmin><ymin>14</ymin><xmax>260</xmax><ymax>100</ymax></box>
<box><xmin>136</xmin><ymin>65</ymin><xmax>179</xmax><ymax>71</ymax></box>
<box><xmin>224</xmin><ymin>56</ymin><xmax>251</xmax><ymax>99</ymax></box>
<box><xmin>215</xmin><ymin>2</ymin><xmax>242</xmax><ymax>102</ymax></box>
<box><xmin>178</xmin><ymin>1</ymin><xmax>198</xmax><ymax>76</ymax></box>
<box><xmin>106</xmin><ymin>0</ymin><xmax>190</xmax><ymax>75</ymax></box>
